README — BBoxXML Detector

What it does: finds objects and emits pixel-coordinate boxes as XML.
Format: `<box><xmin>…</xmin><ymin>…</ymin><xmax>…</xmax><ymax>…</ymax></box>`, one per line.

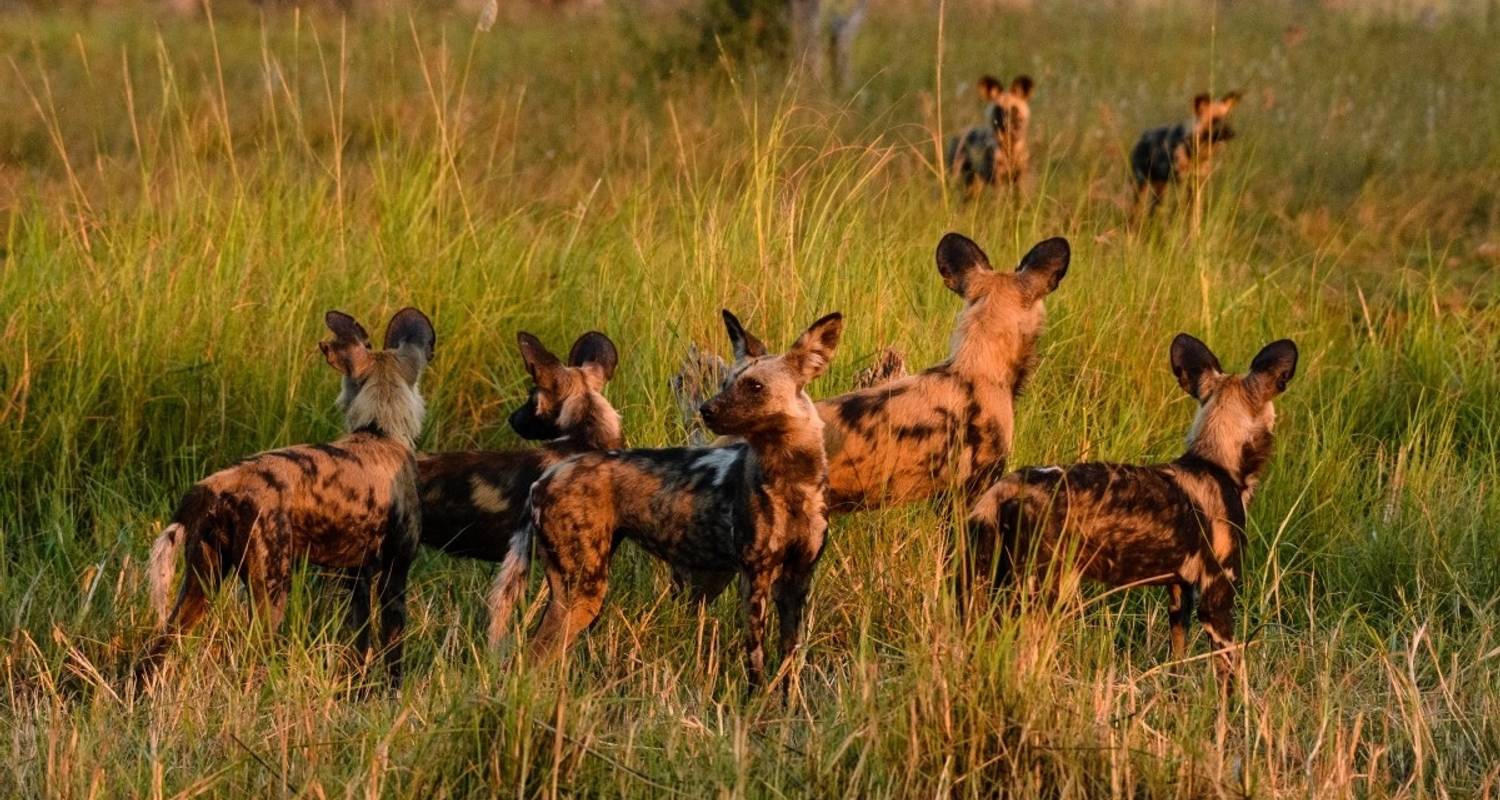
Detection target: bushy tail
<box><xmin>148</xmin><ymin>523</ymin><xmax>186</xmax><ymax>626</ymax></box>
<box><xmin>486</xmin><ymin>523</ymin><xmax>533</xmax><ymax>649</ymax></box>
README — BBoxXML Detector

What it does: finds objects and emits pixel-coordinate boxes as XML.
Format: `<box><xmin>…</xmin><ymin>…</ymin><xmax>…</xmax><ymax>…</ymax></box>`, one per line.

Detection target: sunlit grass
<box><xmin>2</xmin><ymin>1</ymin><xmax>1498</xmax><ymax>796</ymax></box>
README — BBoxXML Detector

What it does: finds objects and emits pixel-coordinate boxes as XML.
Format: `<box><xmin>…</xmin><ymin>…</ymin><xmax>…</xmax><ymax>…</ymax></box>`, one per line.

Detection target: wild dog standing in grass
<box><xmin>962</xmin><ymin>334</ymin><xmax>1298</xmax><ymax>688</ymax></box>
<box><xmin>137</xmin><ymin>308</ymin><xmax>435</xmax><ymax>688</ymax></box>
<box><xmin>1131</xmin><ymin>91</ymin><xmax>1241</xmax><ymax>219</ymax></box>
<box><xmin>946</xmin><ymin>74</ymin><xmax>1035</xmax><ymax>194</ymax></box>
<box><xmin>820</xmin><ymin>233</ymin><xmax>1068</xmax><ymax>513</ymax></box>
<box><xmin>418</xmin><ymin>331</ymin><xmax>622</xmax><ymax>562</ymax></box>
<box><xmin>667</xmin><ymin>234</ymin><xmax>1065</xmax><ymax>602</ymax></box>
<box><xmin>490</xmin><ymin>311</ymin><xmax>843</xmax><ymax>688</ymax></box>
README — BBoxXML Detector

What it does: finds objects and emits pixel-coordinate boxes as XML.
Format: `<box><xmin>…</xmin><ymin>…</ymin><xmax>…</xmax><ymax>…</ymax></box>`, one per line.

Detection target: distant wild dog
<box><xmin>418</xmin><ymin>331</ymin><xmax>623</xmax><ymax>562</ymax></box>
<box><xmin>1131</xmin><ymin>91</ymin><xmax>1241</xmax><ymax>218</ymax></box>
<box><xmin>137</xmin><ymin>308</ymin><xmax>435</xmax><ymax>688</ymax></box>
<box><xmin>946</xmin><ymin>74</ymin><xmax>1035</xmax><ymax>193</ymax></box>
<box><xmin>962</xmin><ymin>334</ymin><xmax>1298</xmax><ymax>686</ymax></box>
<box><xmin>490</xmin><ymin>311</ymin><xmax>843</xmax><ymax>688</ymax></box>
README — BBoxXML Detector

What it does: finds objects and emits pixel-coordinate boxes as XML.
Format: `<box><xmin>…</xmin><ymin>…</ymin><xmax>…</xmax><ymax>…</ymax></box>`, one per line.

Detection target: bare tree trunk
<box><xmin>828</xmin><ymin>0</ymin><xmax>866</xmax><ymax>92</ymax></box>
<box><xmin>790</xmin><ymin>0</ymin><xmax>828</xmax><ymax>85</ymax></box>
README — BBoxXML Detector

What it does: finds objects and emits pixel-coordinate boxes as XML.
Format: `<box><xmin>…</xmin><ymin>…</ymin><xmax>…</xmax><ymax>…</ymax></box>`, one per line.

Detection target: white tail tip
<box><xmin>148</xmin><ymin>523</ymin><xmax>185</xmax><ymax>626</ymax></box>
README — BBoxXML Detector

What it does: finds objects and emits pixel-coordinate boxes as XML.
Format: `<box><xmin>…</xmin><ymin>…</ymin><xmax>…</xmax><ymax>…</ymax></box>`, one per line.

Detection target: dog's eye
<box><xmin>743</xmin><ymin>379</ymin><xmax>764</xmax><ymax>394</ymax></box>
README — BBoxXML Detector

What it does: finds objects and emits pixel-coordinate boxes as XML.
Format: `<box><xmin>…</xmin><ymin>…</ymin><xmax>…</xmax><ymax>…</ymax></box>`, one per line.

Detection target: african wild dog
<box><xmin>946</xmin><ymin>74</ymin><xmax>1035</xmax><ymax>193</ymax></box>
<box><xmin>818</xmin><ymin>233</ymin><xmax>1068</xmax><ymax>513</ymax></box>
<box><xmin>962</xmin><ymin>334</ymin><xmax>1298</xmax><ymax>687</ymax></box>
<box><xmin>417</xmin><ymin>331</ymin><xmax>623</xmax><ymax>562</ymax></box>
<box><xmin>137</xmin><ymin>308</ymin><xmax>435</xmax><ymax>687</ymax></box>
<box><xmin>490</xmin><ymin>311</ymin><xmax>843</xmax><ymax>688</ymax></box>
<box><xmin>1131</xmin><ymin>91</ymin><xmax>1241</xmax><ymax>218</ymax></box>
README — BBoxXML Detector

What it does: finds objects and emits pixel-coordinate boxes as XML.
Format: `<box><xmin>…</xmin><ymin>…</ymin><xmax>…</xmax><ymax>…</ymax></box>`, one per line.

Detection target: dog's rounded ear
<box><xmin>1247</xmin><ymin>339</ymin><xmax>1298</xmax><ymax>400</ymax></box>
<box><xmin>935</xmin><ymin>232</ymin><xmax>992</xmax><ymax>296</ymax></box>
<box><xmin>1220</xmin><ymin>90</ymin><xmax>1242</xmax><ymax>110</ymax></box>
<box><xmin>1193</xmin><ymin>93</ymin><xmax>1212</xmax><ymax>117</ymax></box>
<box><xmin>569</xmin><ymin>331</ymin><xmax>619</xmax><ymax>382</ymax></box>
<box><xmin>1016</xmin><ymin>236</ymin><xmax>1070</xmax><ymax>297</ymax></box>
<box><xmin>786</xmin><ymin>312</ymin><xmax>844</xmax><ymax>384</ymax></box>
<box><xmin>1170</xmin><ymin>333</ymin><xmax>1224</xmax><ymax>401</ymax></box>
<box><xmin>325</xmin><ymin>310</ymin><xmax>371</xmax><ymax>347</ymax></box>
<box><xmin>722</xmin><ymin>309</ymin><xmax>768</xmax><ymax>362</ymax></box>
<box><xmin>1010</xmin><ymin>74</ymin><xmax>1034</xmax><ymax>99</ymax></box>
<box><xmin>384</xmin><ymin>307</ymin><xmax>436</xmax><ymax>369</ymax></box>
<box><xmin>516</xmin><ymin>331</ymin><xmax>562</xmax><ymax>382</ymax></box>
<box><xmin>321</xmin><ymin>310</ymin><xmax>372</xmax><ymax>377</ymax></box>
<box><xmin>977</xmin><ymin>74</ymin><xmax>1002</xmax><ymax>99</ymax></box>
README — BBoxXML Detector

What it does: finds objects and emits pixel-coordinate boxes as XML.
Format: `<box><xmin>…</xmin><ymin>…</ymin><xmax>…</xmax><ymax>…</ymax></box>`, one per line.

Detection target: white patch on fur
<box><xmin>1034</xmin><ymin>466</ymin><xmax>1063</xmax><ymax>476</ymax></box>
<box><xmin>692</xmin><ymin>449</ymin><xmax>741</xmax><ymax>487</ymax></box>
<box><xmin>469</xmin><ymin>476</ymin><xmax>510</xmax><ymax>514</ymax></box>
<box><xmin>148</xmin><ymin>523</ymin><xmax>185</xmax><ymax>626</ymax></box>
<box><xmin>343</xmin><ymin>371</ymin><xmax>426</xmax><ymax>446</ymax></box>
<box><xmin>1178</xmin><ymin>553</ymin><xmax>1203</xmax><ymax>584</ymax></box>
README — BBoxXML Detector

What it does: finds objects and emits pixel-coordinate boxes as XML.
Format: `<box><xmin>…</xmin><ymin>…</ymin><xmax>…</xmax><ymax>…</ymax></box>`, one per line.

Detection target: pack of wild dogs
<box><xmin>135</xmin><ymin>79</ymin><xmax>1290</xmax><ymax>698</ymax></box>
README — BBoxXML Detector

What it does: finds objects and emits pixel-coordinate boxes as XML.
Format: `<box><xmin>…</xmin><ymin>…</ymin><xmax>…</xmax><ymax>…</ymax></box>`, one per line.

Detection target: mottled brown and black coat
<box><xmin>417</xmin><ymin>331</ymin><xmax>622</xmax><ymax>562</ymax></box>
<box><xmin>816</xmin><ymin>233</ymin><xmax>1069</xmax><ymax>513</ymax></box>
<box><xmin>137</xmin><ymin>308</ymin><xmax>435</xmax><ymax>687</ymax></box>
<box><xmin>490</xmin><ymin>311</ymin><xmax>843</xmax><ymax>688</ymax></box>
<box><xmin>962</xmin><ymin>333</ymin><xmax>1298</xmax><ymax>685</ymax></box>
<box><xmin>1131</xmin><ymin>92</ymin><xmax>1241</xmax><ymax>217</ymax></box>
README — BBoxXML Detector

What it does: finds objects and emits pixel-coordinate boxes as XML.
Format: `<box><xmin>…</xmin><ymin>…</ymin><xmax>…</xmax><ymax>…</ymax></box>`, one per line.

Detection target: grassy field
<box><xmin>3</xmin><ymin>0</ymin><xmax>1499</xmax><ymax>796</ymax></box>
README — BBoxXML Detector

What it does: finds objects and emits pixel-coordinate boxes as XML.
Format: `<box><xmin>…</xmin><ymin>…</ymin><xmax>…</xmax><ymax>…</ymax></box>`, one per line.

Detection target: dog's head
<box><xmin>700</xmin><ymin>310</ymin><xmax>843</xmax><ymax>440</ymax></box>
<box><xmin>937</xmin><ymin>232</ymin><xmax>1069</xmax><ymax>382</ymax></box>
<box><xmin>1192</xmin><ymin>91</ymin><xmax>1240</xmax><ymax>144</ymax></box>
<box><xmin>509</xmin><ymin>331</ymin><xmax>621</xmax><ymax>446</ymax></box>
<box><xmin>320</xmin><ymin>307</ymin><xmax>435</xmax><ymax>445</ymax></box>
<box><xmin>1172</xmin><ymin>333</ymin><xmax>1297</xmax><ymax>481</ymax></box>
<box><xmin>979</xmin><ymin>73</ymin><xmax>1034</xmax><ymax>138</ymax></box>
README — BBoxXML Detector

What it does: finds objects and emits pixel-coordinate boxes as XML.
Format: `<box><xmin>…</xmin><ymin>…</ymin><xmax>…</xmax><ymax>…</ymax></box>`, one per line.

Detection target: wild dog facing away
<box><xmin>946</xmin><ymin>74</ymin><xmax>1035</xmax><ymax>194</ymax></box>
<box><xmin>137</xmin><ymin>308</ymin><xmax>435</xmax><ymax>688</ymax></box>
<box><xmin>490</xmin><ymin>311</ymin><xmax>843</xmax><ymax>688</ymax></box>
<box><xmin>1131</xmin><ymin>91</ymin><xmax>1242</xmax><ymax>219</ymax></box>
<box><xmin>419</xmin><ymin>331</ymin><xmax>623</xmax><ymax>562</ymax></box>
<box><xmin>673</xmin><ymin>232</ymin><xmax>1069</xmax><ymax>514</ymax></box>
<box><xmin>961</xmin><ymin>334</ymin><xmax>1298</xmax><ymax>689</ymax></box>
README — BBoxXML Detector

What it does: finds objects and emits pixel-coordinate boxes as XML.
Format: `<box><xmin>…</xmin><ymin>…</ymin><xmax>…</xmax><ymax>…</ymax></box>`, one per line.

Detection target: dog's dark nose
<box><xmin>699</xmin><ymin>403</ymin><xmax>717</xmax><ymax>424</ymax></box>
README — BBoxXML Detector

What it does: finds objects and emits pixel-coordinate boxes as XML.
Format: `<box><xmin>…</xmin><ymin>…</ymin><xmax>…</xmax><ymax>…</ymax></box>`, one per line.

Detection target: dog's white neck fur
<box><xmin>340</xmin><ymin>374</ymin><xmax>425</xmax><ymax>448</ymax></box>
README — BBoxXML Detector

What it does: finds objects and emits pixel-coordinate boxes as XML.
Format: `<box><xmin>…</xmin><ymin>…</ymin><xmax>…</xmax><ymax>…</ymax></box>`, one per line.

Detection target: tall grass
<box><xmin>2</xmin><ymin>1</ymin><xmax>1498</xmax><ymax>796</ymax></box>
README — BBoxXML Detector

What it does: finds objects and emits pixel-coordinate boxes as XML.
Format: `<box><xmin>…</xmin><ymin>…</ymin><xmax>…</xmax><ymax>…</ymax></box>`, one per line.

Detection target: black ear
<box><xmin>1016</xmin><ymin>236</ymin><xmax>1070</xmax><ymax>297</ymax></box>
<box><xmin>325</xmin><ymin>310</ymin><xmax>371</xmax><ymax>347</ymax></box>
<box><xmin>1193</xmin><ymin>93</ymin><xmax>1212</xmax><ymax>117</ymax></box>
<box><xmin>785</xmin><ymin>312</ymin><xmax>844</xmax><ymax>384</ymax></box>
<box><xmin>977</xmin><ymin>74</ymin><xmax>1001</xmax><ymax>98</ymax></box>
<box><xmin>384</xmin><ymin>307</ymin><xmax>435</xmax><ymax>367</ymax></box>
<box><xmin>935</xmin><ymin>232</ymin><xmax>992</xmax><ymax>296</ymax></box>
<box><xmin>1010</xmin><ymin>74</ymin><xmax>1034</xmax><ymax>99</ymax></box>
<box><xmin>516</xmin><ymin>331</ymin><xmax>561</xmax><ymax>381</ymax></box>
<box><xmin>568</xmin><ymin>331</ymin><xmax>619</xmax><ymax>381</ymax></box>
<box><xmin>1248</xmin><ymin>339</ymin><xmax>1298</xmax><ymax>399</ymax></box>
<box><xmin>1170</xmin><ymin>333</ymin><xmax>1223</xmax><ymax>401</ymax></box>
<box><xmin>721</xmin><ymin>309</ymin><xmax>768</xmax><ymax>361</ymax></box>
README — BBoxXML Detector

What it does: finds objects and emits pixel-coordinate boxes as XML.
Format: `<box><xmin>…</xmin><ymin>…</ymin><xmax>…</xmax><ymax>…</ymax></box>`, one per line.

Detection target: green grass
<box><xmin>3</xmin><ymin>1</ymin><xmax>1499</xmax><ymax>796</ymax></box>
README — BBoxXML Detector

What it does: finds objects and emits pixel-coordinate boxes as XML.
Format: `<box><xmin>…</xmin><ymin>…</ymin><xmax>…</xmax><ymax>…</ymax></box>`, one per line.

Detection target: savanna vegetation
<box><xmin>2</xmin><ymin>0</ymin><xmax>1498</xmax><ymax>796</ymax></box>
